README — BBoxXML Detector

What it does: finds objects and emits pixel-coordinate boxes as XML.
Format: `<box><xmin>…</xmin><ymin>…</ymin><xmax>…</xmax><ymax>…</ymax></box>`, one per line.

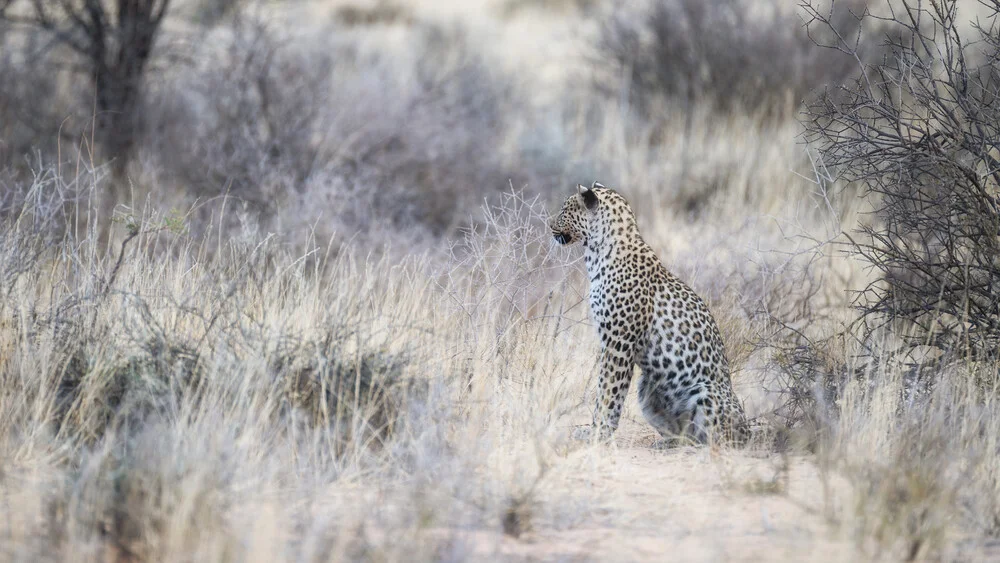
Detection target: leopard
<box><xmin>550</xmin><ymin>182</ymin><xmax>748</xmax><ymax>446</ymax></box>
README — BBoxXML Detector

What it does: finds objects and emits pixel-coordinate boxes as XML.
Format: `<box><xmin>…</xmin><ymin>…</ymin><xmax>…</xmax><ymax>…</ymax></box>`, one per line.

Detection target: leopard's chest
<box><xmin>587</xmin><ymin>280</ymin><xmax>611</xmax><ymax>323</ymax></box>
<box><xmin>586</xmin><ymin>272</ymin><xmax>643</xmax><ymax>327</ymax></box>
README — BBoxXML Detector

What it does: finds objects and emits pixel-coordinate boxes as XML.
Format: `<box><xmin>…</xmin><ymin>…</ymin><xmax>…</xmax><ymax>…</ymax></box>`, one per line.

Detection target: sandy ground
<box><xmin>481</xmin><ymin>443</ymin><xmax>856</xmax><ymax>562</ymax></box>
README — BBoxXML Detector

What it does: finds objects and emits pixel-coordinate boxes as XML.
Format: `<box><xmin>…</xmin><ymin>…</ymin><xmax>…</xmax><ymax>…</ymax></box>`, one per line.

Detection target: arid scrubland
<box><xmin>2</xmin><ymin>0</ymin><xmax>1000</xmax><ymax>561</ymax></box>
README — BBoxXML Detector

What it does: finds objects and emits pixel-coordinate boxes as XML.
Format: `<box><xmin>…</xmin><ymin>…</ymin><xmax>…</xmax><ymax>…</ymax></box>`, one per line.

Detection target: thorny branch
<box><xmin>803</xmin><ymin>0</ymin><xmax>1000</xmax><ymax>361</ymax></box>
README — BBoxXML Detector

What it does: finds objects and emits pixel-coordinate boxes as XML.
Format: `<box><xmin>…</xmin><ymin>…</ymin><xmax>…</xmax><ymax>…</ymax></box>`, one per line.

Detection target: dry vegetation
<box><xmin>2</xmin><ymin>0</ymin><xmax>1000</xmax><ymax>561</ymax></box>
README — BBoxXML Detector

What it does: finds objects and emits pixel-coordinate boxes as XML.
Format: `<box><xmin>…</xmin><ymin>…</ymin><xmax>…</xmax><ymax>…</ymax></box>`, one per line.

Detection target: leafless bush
<box><xmin>145</xmin><ymin>21</ymin><xmax>530</xmax><ymax>241</ymax></box>
<box><xmin>442</xmin><ymin>190</ymin><xmax>585</xmax><ymax>359</ymax></box>
<box><xmin>710</xmin><ymin>157</ymin><xmax>865</xmax><ymax>444</ymax></box>
<box><xmin>330</xmin><ymin>23</ymin><xmax>537</xmax><ymax>236</ymax></box>
<box><xmin>595</xmin><ymin>0</ymin><xmax>872</xmax><ymax>119</ymax></box>
<box><xmin>805</xmin><ymin>0</ymin><xmax>1000</xmax><ymax>366</ymax></box>
<box><xmin>745</xmin><ymin>254</ymin><xmax>854</xmax><ymax>447</ymax></box>
<box><xmin>146</xmin><ymin>18</ymin><xmax>333</xmax><ymax>214</ymax></box>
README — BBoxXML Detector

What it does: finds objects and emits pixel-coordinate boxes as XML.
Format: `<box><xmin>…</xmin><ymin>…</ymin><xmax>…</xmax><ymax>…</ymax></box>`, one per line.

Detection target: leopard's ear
<box><xmin>577</xmin><ymin>184</ymin><xmax>598</xmax><ymax>210</ymax></box>
<box><xmin>591</xmin><ymin>181</ymin><xmax>605</xmax><ymax>190</ymax></box>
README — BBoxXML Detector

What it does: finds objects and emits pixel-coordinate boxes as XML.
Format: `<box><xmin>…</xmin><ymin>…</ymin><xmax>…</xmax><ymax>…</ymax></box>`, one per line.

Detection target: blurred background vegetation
<box><xmin>0</xmin><ymin>0</ymin><xmax>879</xmax><ymax>242</ymax></box>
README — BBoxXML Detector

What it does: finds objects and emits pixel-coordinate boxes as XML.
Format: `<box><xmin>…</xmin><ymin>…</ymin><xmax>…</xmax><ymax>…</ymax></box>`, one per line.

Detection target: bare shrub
<box><xmin>754</xmin><ymin>327</ymin><xmax>858</xmax><ymax>450</ymax></box>
<box><xmin>708</xmin><ymin>158</ymin><xmax>864</xmax><ymax>446</ymax></box>
<box><xmin>804</xmin><ymin>0</ymin><xmax>1000</xmax><ymax>366</ymax></box>
<box><xmin>325</xmin><ymin>23</ymin><xmax>527</xmax><ymax>236</ymax></box>
<box><xmin>145</xmin><ymin>20</ymin><xmax>523</xmax><ymax>240</ymax></box>
<box><xmin>595</xmin><ymin>0</ymin><xmax>870</xmax><ymax>119</ymax></box>
<box><xmin>146</xmin><ymin>17</ymin><xmax>333</xmax><ymax>215</ymax></box>
<box><xmin>442</xmin><ymin>190</ymin><xmax>585</xmax><ymax>362</ymax></box>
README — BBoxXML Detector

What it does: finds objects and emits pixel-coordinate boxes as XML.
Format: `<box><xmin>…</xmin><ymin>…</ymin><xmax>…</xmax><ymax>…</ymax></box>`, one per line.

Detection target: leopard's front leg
<box><xmin>579</xmin><ymin>278</ymin><xmax>649</xmax><ymax>443</ymax></box>
<box><xmin>584</xmin><ymin>323</ymin><xmax>642</xmax><ymax>441</ymax></box>
<box><xmin>593</xmin><ymin>352</ymin><xmax>635</xmax><ymax>439</ymax></box>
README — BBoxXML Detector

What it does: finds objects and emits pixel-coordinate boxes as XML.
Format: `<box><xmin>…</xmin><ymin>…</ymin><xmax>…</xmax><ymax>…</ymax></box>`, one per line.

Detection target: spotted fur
<box><xmin>550</xmin><ymin>182</ymin><xmax>748</xmax><ymax>445</ymax></box>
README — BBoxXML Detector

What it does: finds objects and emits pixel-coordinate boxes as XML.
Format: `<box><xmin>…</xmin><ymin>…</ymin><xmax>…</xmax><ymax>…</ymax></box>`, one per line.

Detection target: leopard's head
<box><xmin>549</xmin><ymin>182</ymin><xmax>603</xmax><ymax>246</ymax></box>
<box><xmin>549</xmin><ymin>181</ymin><xmax>639</xmax><ymax>247</ymax></box>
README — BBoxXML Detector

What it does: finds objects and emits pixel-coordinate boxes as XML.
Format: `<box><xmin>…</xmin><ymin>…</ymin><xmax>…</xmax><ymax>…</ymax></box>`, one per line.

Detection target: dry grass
<box><xmin>2</xmin><ymin>0</ymin><xmax>1000</xmax><ymax>562</ymax></box>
